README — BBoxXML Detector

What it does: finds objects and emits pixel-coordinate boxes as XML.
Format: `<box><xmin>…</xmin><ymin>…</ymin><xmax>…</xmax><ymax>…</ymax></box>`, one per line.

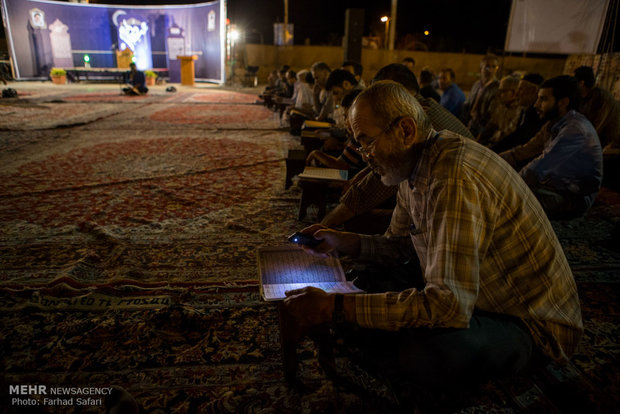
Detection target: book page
<box><xmin>298</xmin><ymin>167</ymin><xmax>348</xmax><ymax>181</ymax></box>
<box><xmin>257</xmin><ymin>245</ymin><xmax>363</xmax><ymax>301</ymax></box>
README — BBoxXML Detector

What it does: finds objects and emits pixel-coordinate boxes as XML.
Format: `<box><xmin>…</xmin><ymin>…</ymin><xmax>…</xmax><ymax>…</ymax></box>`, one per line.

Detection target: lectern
<box><xmin>179</xmin><ymin>55</ymin><xmax>197</xmax><ymax>86</ymax></box>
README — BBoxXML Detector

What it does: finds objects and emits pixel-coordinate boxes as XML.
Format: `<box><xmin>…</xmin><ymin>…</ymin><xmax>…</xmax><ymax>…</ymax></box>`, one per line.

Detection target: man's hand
<box><xmin>299</xmin><ymin>224</ymin><xmax>361</xmax><ymax>258</ymax></box>
<box><xmin>283</xmin><ymin>286</ymin><xmax>334</xmax><ymax>329</ymax></box>
<box><xmin>306</xmin><ymin>150</ymin><xmax>322</xmax><ymax>166</ymax></box>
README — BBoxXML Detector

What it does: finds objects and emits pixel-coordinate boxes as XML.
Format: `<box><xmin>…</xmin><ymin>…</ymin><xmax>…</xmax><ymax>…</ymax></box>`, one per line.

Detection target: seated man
<box><xmin>402</xmin><ymin>57</ymin><xmax>415</xmax><ymax>73</ymax></box>
<box><xmin>123</xmin><ymin>63</ymin><xmax>148</xmax><ymax>96</ymax></box>
<box><xmin>573</xmin><ymin>65</ymin><xmax>620</xmax><ymax>151</ymax></box>
<box><xmin>438</xmin><ymin>68</ymin><xmax>465</xmax><ymax>117</ymax></box>
<box><xmin>290</xmin><ymin>70</ymin><xmax>315</xmax><ymax>116</ymax></box>
<box><xmin>282</xmin><ymin>70</ymin><xmax>316</xmax><ymax>134</ymax></box>
<box><xmin>283</xmin><ymin>81</ymin><xmax>583</xmax><ymax>402</ymax></box>
<box><xmin>275</xmin><ymin>66</ymin><xmax>294</xmax><ymax>98</ymax></box>
<box><xmin>418</xmin><ymin>69</ymin><xmax>440</xmax><ymax>103</ymax></box>
<box><xmin>341</xmin><ymin>60</ymin><xmax>366</xmax><ymax>88</ymax></box>
<box><xmin>311</xmin><ymin>62</ymin><xmax>334</xmax><ymax>122</ymax></box>
<box><xmin>490</xmin><ymin>73</ymin><xmax>544</xmax><ymax>154</ymax></box>
<box><xmin>477</xmin><ymin>75</ymin><xmax>521</xmax><ymax>146</ymax></box>
<box><xmin>321</xmin><ymin>63</ymin><xmax>473</xmax><ymax>229</ymax></box>
<box><xmin>462</xmin><ymin>55</ymin><xmax>500</xmax><ymax>136</ymax></box>
<box><xmin>324</xmin><ymin>69</ymin><xmax>363</xmax><ymax>107</ymax></box>
<box><xmin>305</xmin><ymin>90</ymin><xmax>365</xmax><ymax>177</ymax></box>
<box><xmin>302</xmin><ymin>69</ymin><xmax>361</xmax><ymax>153</ymax></box>
<box><xmin>501</xmin><ymin>75</ymin><xmax>603</xmax><ymax>219</ymax></box>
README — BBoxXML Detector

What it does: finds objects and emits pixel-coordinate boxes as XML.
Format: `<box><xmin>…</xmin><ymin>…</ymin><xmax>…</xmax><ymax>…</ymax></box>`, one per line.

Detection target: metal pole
<box><xmin>388</xmin><ymin>0</ymin><xmax>397</xmax><ymax>51</ymax></box>
<box><xmin>384</xmin><ymin>20</ymin><xmax>389</xmax><ymax>49</ymax></box>
<box><xmin>283</xmin><ymin>0</ymin><xmax>289</xmax><ymax>45</ymax></box>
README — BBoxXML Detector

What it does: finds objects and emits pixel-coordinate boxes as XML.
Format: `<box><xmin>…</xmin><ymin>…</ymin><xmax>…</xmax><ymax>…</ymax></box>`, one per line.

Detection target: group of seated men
<box><xmin>281</xmin><ymin>67</ymin><xmax>617</xmax><ymax>404</ymax></box>
<box><xmin>272</xmin><ymin>56</ymin><xmax>618</xmax><ymax>408</ymax></box>
<box><xmin>262</xmin><ymin>55</ymin><xmax>617</xmax><ymax>227</ymax></box>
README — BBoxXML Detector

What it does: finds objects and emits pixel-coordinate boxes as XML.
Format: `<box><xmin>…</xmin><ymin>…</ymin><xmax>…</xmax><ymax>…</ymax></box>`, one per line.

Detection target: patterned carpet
<box><xmin>0</xmin><ymin>84</ymin><xmax>618</xmax><ymax>413</ymax></box>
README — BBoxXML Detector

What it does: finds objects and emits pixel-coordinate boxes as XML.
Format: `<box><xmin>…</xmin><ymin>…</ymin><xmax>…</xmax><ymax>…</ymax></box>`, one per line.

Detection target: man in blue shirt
<box><xmin>438</xmin><ymin>68</ymin><xmax>466</xmax><ymax>118</ymax></box>
<box><xmin>515</xmin><ymin>75</ymin><xmax>602</xmax><ymax>219</ymax></box>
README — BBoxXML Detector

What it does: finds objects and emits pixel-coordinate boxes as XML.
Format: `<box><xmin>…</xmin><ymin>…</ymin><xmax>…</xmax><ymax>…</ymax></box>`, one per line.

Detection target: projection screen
<box><xmin>1</xmin><ymin>0</ymin><xmax>226</xmax><ymax>83</ymax></box>
<box><xmin>505</xmin><ymin>0</ymin><xmax>610</xmax><ymax>54</ymax></box>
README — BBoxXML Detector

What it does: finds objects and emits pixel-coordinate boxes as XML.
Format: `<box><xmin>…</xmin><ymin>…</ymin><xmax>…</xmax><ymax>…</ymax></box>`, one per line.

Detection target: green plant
<box><xmin>145</xmin><ymin>70</ymin><xmax>157</xmax><ymax>78</ymax></box>
<box><xmin>50</xmin><ymin>67</ymin><xmax>66</xmax><ymax>76</ymax></box>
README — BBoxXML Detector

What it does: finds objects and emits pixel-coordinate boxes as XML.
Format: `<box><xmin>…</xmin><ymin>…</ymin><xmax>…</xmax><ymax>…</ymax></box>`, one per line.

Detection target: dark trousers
<box><xmin>341</xmin><ymin>259</ymin><xmax>545</xmax><ymax>391</ymax></box>
<box><xmin>529</xmin><ymin>186</ymin><xmax>590</xmax><ymax>220</ymax></box>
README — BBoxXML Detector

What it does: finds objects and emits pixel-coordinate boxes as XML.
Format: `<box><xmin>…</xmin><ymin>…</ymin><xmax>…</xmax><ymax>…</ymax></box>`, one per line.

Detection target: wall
<box><xmin>242</xmin><ymin>44</ymin><xmax>568</xmax><ymax>91</ymax></box>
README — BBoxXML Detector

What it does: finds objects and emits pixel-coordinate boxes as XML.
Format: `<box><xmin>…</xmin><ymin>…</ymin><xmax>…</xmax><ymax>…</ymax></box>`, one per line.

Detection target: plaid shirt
<box><xmin>355</xmin><ymin>131</ymin><xmax>583</xmax><ymax>362</ymax></box>
<box><xmin>340</xmin><ymin>94</ymin><xmax>473</xmax><ymax>214</ymax></box>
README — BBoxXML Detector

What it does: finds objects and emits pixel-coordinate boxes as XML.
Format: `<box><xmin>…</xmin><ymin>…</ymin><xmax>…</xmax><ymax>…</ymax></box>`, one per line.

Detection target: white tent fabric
<box><xmin>505</xmin><ymin>0</ymin><xmax>610</xmax><ymax>54</ymax></box>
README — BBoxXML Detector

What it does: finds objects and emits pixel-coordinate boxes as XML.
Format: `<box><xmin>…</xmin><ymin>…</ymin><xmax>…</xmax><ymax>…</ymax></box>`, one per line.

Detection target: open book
<box><xmin>298</xmin><ymin>166</ymin><xmax>348</xmax><ymax>181</ymax></box>
<box><xmin>257</xmin><ymin>245</ymin><xmax>363</xmax><ymax>301</ymax></box>
<box><xmin>302</xmin><ymin>120</ymin><xmax>333</xmax><ymax>130</ymax></box>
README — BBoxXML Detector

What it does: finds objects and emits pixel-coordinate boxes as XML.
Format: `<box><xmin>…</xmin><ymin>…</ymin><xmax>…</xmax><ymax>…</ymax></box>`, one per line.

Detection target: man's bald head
<box><xmin>353</xmin><ymin>80</ymin><xmax>431</xmax><ymax>139</ymax></box>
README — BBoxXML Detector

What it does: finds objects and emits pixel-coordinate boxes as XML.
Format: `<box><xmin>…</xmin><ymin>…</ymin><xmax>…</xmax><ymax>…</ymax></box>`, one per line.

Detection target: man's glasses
<box><xmin>356</xmin><ymin>116</ymin><xmax>403</xmax><ymax>159</ymax></box>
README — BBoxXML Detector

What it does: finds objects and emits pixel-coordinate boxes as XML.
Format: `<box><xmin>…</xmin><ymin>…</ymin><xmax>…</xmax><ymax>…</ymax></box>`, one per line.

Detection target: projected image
<box><xmin>114</xmin><ymin>11</ymin><xmax>152</xmax><ymax>70</ymax></box>
<box><xmin>1</xmin><ymin>0</ymin><xmax>224</xmax><ymax>83</ymax></box>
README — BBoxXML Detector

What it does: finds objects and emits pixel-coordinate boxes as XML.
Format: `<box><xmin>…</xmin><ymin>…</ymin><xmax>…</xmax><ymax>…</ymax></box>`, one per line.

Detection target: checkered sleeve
<box><xmin>356</xmin><ymin>176</ymin><xmax>485</xmax><ymax>331</ymax></box>
<box><xmin>339</xmin><ymin>171</ymin><xmax>398</xmax><ymax>215</ymax></box>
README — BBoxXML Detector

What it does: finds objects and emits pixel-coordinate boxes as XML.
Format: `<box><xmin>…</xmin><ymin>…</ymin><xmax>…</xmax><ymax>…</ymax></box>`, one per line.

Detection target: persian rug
<box><xmin>82</xmin><ymin>103</ymin><xmax>280</xmax><ymax>131</ymax></box>
<box><xmin>0</xmin><ymin>84</ymin><xmax>618</xmax><ymax>413</ymax></box>
<box><xmin>183</xmin><ymin>90</ymin><xmax>261</xmax><ymax>104</ymax></box>
<box><xmin>1</xmin><ymin>279</ymin><xmax>617</xmax><ymax>413</ymax></box>
<box><xmin>0</xmin><ymin>101</ymin><xmax>125</xmax><ymax>130</ymax></box>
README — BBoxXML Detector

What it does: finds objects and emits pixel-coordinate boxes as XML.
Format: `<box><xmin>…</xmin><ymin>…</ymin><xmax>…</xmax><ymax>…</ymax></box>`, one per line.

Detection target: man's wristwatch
<box><xmin>332</xmin><ymin>294</ymin><xmax>346</xmax><ymax>325</ymax></box>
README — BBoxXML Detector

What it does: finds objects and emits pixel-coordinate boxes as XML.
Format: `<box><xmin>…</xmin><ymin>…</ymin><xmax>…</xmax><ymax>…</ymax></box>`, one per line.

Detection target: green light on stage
<box><xmin>131</xmin><ymin>56</ymin><xmax>137</xmax><ymax>63</ymax></box>
<box><xmin>84</xmin><ymin>54</ymin><xmax>90</xmax><ymax>63</ymax></box>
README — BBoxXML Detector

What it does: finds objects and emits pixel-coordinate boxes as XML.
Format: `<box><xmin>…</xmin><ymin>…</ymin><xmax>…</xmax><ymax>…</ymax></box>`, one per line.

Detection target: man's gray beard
<box><xmin>379</xmin><ymin>170</ymin><xmax>406</xmax><ymax>186</ymax></box>
<box><xmin>377</xmin><ymin>155</ymin><xmax>416</xmax><ymax>186</ymax></box>
<box><xmin>377</xmin><ymin>143</ymin><xmax>424</xmax><ymax>186</ymax></box>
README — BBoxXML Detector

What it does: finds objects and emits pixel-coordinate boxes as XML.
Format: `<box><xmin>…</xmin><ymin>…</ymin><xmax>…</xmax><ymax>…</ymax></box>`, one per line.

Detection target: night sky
<box><xmin>86</xmin><ymin>0</ymin><xmax>514</xmax><ymax>53</ymax></box>
<box><xmin>228</xmin><ymin>0</ymin><xmax>513</xmax><ymax>53</ymax></box>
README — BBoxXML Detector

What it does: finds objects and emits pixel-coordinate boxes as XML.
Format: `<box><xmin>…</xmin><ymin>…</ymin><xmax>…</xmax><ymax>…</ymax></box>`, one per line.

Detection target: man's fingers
<box><xmin>301</xmin><ymin>246</ymin><xmax>329</xmax><ymax>258</ymax></box>
<box><xmin>284</xmin><ymin>287</ymin><xmax>306</xmax><ymax>297</ymax></box>
<box><xmin>300</xmin><ymin>223</ymin><xmax>327</xmax><ymax>235</ymax></box>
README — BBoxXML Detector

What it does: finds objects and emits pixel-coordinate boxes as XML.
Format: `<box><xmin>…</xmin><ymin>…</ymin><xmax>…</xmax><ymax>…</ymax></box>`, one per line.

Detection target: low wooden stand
<box><xmin>285</xmin><ymin>149</ymin><xmax>306</xmax><ymax>189</ymax></box>
<box><xmin>298</xmin><ymin>178</ymin><xmax>344</xmax><ymax>220</ymax></box>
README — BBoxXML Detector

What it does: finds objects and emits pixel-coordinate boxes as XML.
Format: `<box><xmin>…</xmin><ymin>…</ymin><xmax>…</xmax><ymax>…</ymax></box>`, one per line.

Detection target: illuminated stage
<box><xmin>1</xmin><ymin>0</ymin><xmax>225</xmax><ymax>83</ymax></box>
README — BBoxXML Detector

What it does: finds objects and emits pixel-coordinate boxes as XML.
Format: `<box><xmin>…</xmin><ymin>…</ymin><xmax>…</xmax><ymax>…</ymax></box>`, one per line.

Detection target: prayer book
<box><xmin>300</xmin><ymin>129</ymin><xmax>321</xmax><ymax>138</ymax></box>
<box><xmin>289</xmin><ymin>108</ymin><xmax>311</xmax><ymax>118</ymax></box>
<box><xmin>302</xmin><ymin>120</ymin><xmax>332</xmax><ymax>130</ymax></box>
<box><xmin>298</xmin><ymin>166</ymin><xmax>348</xmax><ymax>181</ymax></box>
<box><xmin>257</xmin><ymin>245</ymin><xmax>363</xmax><ymax>301</ymax></box>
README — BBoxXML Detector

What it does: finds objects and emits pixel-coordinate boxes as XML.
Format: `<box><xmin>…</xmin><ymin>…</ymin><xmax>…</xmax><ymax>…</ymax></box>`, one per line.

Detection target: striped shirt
<box><xmin>338</xmin><ymin>137</ymin><xmax>366</xmax><ymax>171</ymax></box>
<box><xmin>340</xmin><ymin>94</ymin><xmax>473</xmax><ymax>214</ymax></box>
<box><xmin>355</xmin><ymin>131</ymin><xmax>583</xmax><ymax>362</ymax></box>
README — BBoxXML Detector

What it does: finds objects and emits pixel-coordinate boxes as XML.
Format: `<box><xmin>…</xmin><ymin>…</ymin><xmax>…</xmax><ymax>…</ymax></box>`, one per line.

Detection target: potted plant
<box><xmin>50</xmin><ymin>67</ymin><xmax>67</xmax><ymax>85</ymax></box>
<box><xmin>145</xmin><ymin>70</ymin><xmax>157</xmax><ymax>86</ymax></box>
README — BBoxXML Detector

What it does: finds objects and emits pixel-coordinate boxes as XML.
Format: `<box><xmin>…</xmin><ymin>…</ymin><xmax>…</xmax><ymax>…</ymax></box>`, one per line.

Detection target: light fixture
<box><xmin>230</xmin><ymin>29</ymin><xmax>240</xmax><ymax>41</ymax></box>
<box><xmin>380</xmin><ymin>16</ymin><xmax>389</xmax><ymax>23</ymax></box>
<box><xmin>424</xmin><ymin>30</ymin><xmax>430</xmax><ymax>36</ymax></box>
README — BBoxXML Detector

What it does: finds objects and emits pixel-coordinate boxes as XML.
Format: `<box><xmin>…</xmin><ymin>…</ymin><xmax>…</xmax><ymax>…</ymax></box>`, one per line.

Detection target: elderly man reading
<box><xmin>282</xmin><ymin>81</ymin><xmax>583</xmax><ymax>404</ymax></box>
